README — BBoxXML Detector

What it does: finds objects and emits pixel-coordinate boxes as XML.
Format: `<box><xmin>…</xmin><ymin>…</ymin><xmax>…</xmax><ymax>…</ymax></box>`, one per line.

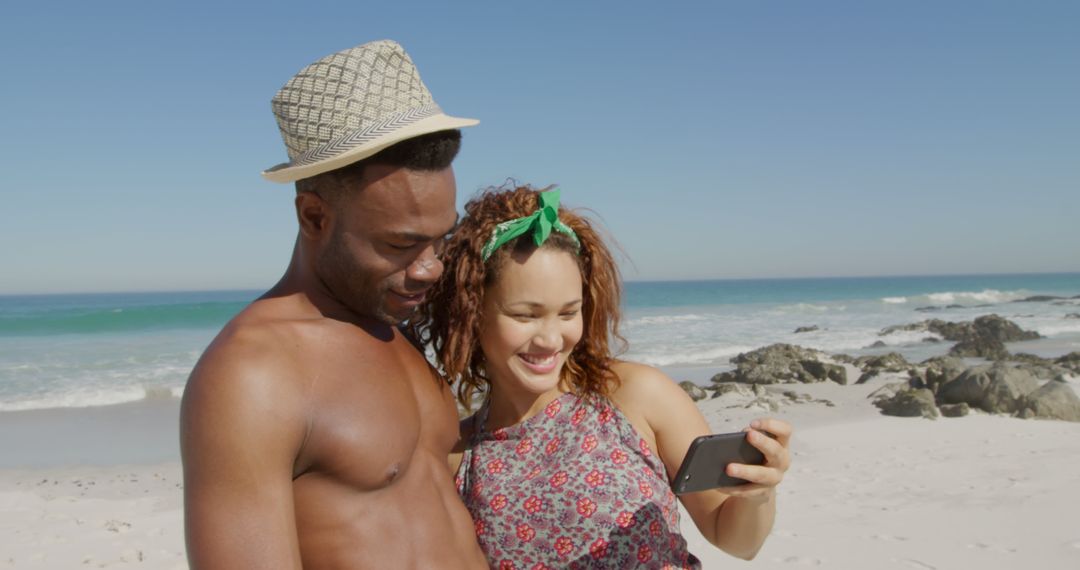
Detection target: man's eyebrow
<box><xmin>386</xmin><ymin>215</ymin><xmax>459</xmax><ymax>242</ymax></box>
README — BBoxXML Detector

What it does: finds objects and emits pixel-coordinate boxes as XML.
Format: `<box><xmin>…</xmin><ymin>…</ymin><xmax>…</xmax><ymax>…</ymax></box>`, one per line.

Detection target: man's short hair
<box><xmin>295</xmin><ymin>130</ymin><xmax>462</xmax><ymax>200</ymax></box>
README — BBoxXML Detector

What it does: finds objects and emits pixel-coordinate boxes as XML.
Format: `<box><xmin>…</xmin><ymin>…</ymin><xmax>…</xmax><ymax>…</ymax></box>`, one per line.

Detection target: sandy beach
<box><xmin>683</xmin><ymin>375</ymin><xmax>1080</xmax><ymax>569</ymax></box>
<box><xmin>3</xmin><ymin>372</ymin><xmax>1079</xmax><ymax>569</ymax></box>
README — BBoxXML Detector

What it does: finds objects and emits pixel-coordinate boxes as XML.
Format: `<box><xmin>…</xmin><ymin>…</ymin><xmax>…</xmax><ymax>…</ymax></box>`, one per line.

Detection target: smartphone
<box><xmin>670</xmin><ymin>431</ymin><xmax>766</xmax><ymax>494</ymax></box>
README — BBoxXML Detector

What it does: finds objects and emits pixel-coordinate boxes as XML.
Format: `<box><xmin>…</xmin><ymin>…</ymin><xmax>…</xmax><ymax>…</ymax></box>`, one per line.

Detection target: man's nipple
<box><xmin>386</xmin><ymin>463</ymin><xmax>401</xmax><ymax>484</ymax></box>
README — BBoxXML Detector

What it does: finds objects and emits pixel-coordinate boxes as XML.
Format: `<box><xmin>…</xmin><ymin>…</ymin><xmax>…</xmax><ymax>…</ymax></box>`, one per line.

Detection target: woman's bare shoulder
<box><xmin>609</xmin><ymin>361</ymin><xmax>691</xmax><ymax>417</ymax></box>
<box><xmin>611</xmin><ymin>360</ymin><xmax>681</xmax><ymax>395</ymax></box>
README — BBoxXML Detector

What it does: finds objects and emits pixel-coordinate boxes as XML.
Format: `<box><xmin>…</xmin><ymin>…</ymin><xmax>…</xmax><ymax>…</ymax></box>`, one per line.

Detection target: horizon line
<box><xmin>2</xmin><ymin>270</ymin><xmax>1079</xmax><ymax>298</ymax></box>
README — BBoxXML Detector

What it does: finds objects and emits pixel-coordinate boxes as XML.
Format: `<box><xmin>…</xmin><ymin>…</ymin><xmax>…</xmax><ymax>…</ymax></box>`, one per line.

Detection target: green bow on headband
<box><xmin>480</xmin><ymin>189</ymin><xmax>581</xmax><ymax>262</ymax></box>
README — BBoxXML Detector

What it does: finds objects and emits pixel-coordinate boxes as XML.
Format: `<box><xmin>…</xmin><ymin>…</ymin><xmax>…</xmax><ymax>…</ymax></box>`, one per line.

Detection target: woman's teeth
<box><xmin>520</xmin><ymin>353</ymin><xmax>556</xmax><ymax>364</ymax></box>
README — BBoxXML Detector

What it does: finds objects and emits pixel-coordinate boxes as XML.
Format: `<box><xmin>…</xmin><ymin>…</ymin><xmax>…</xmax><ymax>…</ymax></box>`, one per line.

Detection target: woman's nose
<box><xmin>532</xmin><ymin>321</ymin><xmax>562</xmax><ymax>350</ymax></box>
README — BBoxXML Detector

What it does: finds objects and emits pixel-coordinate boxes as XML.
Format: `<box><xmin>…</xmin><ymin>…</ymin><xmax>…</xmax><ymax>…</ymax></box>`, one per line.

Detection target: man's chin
<box><xmin>374</xmin><ymin>304</ymin><xmax>416</xmax><ymax>326</ymax></box>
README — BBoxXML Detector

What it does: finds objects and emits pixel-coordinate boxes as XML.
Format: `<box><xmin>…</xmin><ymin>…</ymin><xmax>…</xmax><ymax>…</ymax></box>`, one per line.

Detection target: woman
<box><xmin>413</xmin><ymin>186</ymin><xmax>791</xmax><ymax>568</ymax></box>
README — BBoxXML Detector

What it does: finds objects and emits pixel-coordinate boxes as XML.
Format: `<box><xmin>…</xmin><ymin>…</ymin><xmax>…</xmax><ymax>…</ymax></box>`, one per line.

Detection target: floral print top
<box><xmin>455</xmin><ymin>392</ymin><xmax>702</xmax><ymax>569</ymax></box>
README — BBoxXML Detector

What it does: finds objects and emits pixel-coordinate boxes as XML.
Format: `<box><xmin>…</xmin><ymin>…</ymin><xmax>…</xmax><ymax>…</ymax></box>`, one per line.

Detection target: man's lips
<box><xmin>389</xmin><ymin>290</ymin><xmax>426</xmax><ymax>304</ymax></box>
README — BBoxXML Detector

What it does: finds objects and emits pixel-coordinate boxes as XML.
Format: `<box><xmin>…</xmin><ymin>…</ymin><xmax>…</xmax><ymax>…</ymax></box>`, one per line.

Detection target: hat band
<box><xmin>289</xmin><ymin>103</ymin><xmax>444</xmax><ymax>168</ymax></box>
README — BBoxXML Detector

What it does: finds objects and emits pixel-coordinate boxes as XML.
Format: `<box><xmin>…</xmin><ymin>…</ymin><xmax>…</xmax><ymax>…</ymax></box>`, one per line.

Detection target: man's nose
<box><xmin>406</xmin><ymin>245</ymin><xmax>444</xmax><ymax>283</ymax></box>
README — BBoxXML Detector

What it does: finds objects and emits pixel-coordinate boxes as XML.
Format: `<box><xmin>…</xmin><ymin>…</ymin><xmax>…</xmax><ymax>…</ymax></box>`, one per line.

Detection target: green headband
<box><xmin>480</xmin><ymin>189</ymin><xmax>581</xmax><ymax>262</ymax></box>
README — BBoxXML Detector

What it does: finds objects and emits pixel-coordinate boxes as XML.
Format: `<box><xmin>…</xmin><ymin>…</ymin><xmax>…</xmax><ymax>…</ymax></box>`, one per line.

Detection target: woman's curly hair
<box><xmin>411</xmin><ymin>184</ymin><xmax>626</xmax><ymax>410</ymax></box>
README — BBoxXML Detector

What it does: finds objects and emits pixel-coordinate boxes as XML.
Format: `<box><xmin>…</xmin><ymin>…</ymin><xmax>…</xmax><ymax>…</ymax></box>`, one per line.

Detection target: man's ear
<box><xmin>295</xmin><ymin>192</ymin><xmax>333</xmax><ymax>241</ymax></box>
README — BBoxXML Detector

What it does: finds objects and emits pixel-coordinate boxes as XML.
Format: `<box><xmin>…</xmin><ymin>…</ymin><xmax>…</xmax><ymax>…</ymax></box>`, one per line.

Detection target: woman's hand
<box><xmin>722</xmin><ymin>418</ymin><xmax>792</xmax><ymax>501</ymax></box>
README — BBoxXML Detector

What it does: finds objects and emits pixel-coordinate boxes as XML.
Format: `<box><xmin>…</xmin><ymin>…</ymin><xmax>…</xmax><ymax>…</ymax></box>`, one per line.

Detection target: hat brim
<box><xmin>261</xmin><ymin>113</ymin><xmax>479</xmax><ymax>183</ymax></box>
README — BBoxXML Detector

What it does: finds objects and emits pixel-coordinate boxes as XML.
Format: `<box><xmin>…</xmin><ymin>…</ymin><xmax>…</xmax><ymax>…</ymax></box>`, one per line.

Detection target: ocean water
<box><xmin>621</xmin><ymin>273</ymin><xmax>1080</xmax><ymax>370</ymax></box>
<box><xmin>2</xmin><ymin>274</ymin><xmax>1079</xmax><ymax>413</ymax></box>
<box><xmin>0</xmin><ymin>291</ymin><xmax>256</xmax><ymax>412</ymax></box>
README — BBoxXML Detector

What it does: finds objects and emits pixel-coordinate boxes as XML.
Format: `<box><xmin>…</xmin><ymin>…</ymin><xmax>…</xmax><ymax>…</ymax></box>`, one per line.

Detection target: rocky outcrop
<box><xmin>865</xmin><ymin>358</ymin><xmax>1080</xmax><ymax>422</ymax></box>
<box><xmin>881</xmin><ymin>315</ymin><xmax>1040</xmax><ymax>361</ymax></box>
<box><xmin>937</xmin><ymin>363</ymin><xmax>1040</xmax><ymax>414</ymax></box>
<box><xmin>1013</xmin><ymin>295</ymin><xmax>1066</xmax><ymax>303</ymax></box>
<box><xmin>915</xmin><ymin>304</ymin><xmax>964</xmax><ymax>312</ymax></box>
<box><xmin>963</xmin><ymin>314</ymin><xmax>1042</xmax><ymax>343</ymax></box>
<box><xmin>710</xmin><ymin>344</ymin><xmax>847</xmax><ymax>385</ymax></box>
<box><xmin>855</xmin><ymin>352</ymin><xmax>912</xmax><ymax>384</ymax></box>
<box><xmin>874</xmin><ymin>388</ymin><xmax>939</xmax><ymax>419</ymax></box>
<box><xmin>949</xmin><ymin>337</ymin><xmax>1010</xmax><ymax>360</ymax></box>
<box><xmin>1055</xmin><ymin>352</ymin><xmax>1080</xmax><ymax>374</ymax></box>
<box><xmin>699</xmin><ymin>335</ymin><xmax>1079</xmax><ymax>423</ymax></box>
<box><xmin>856</xmin><ymin>352</ymin><xmax>911</xmax><ymax>372</ymax></box>
<box><xmin>707</xmin><ymin>382</ymin><xmax>835</xmax><ymax>412</ymax></box>
<box><xmin>802</xmin><ymin>360</ymin><xmax>849</xmax><ymax>385</ymax></box>
<box><xmin>678</xmin><ymin>381</ymin><xmax>708</xmax><ymax>401</ymax></box>
<box><xmin>910</xmin><ymin>356</ymin><xmax>968</xmax><ymax>394</ymax></box>
<box><xmin>939</xmin><ymin>403</ymin><xmax>970</xmax><ymax>417</ymax></box>
<box><xmin>779</xmin><ymin>390</ymin><xmax>835</xmax><ymax>407</ymax></box>
<box><xmin>830</xmin><ymin>353</ymin><xmax>857</xmax><ymax>365</ymax></box>
<box><xmin>1010</xmin><ymin>353</ymin><xmax>1050</xmax><ymax>364</ymax></box>
<box><xmin>880</xmin><ymin>314</ymin><xmax>1040</xmax><ymax>344</ymax></box>
<box><xmin>1022</xmin><ymin>380</ymin><xmax>1080</xmax><ymax>421</ymax></box>
<box><xmin>711</xmin><ymin>382</ymin><xmax>759</xmax><ymax>399</ymax></box>
<box><xmin>1007</xmin><ymin>353</ymin><xmax>1072</xmax><ymax>381</ymax></box>
<box><xmin>867</xmin><ymin>381</ymin><xmax>914</xmax><ymax>403</ymax></box>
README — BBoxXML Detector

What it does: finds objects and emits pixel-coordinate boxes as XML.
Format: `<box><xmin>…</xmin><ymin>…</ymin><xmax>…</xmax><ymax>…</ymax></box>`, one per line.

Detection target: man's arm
<box><xmin>180</xmin><ymin>332</ymin><xmax>309</xmax><ymax>570</ymax></box>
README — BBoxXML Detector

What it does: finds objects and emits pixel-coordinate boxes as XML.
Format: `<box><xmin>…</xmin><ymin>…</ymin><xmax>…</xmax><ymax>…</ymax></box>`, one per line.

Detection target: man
<box><xmin>180</xmin><ymin>40</ymin><xmax>487</xmax><ymax>569</ymax></box>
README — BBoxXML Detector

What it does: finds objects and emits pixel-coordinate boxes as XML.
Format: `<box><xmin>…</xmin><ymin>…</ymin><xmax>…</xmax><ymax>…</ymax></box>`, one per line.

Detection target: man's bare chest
<box><xmin>291</xmin><ymin>343</ymin><xmax>456</xmax><ymax>490</ymax></box>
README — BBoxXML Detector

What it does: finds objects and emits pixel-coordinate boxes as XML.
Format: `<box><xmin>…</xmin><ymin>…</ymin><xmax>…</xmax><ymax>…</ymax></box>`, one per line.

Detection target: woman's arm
<box><xmin>610</xmin><ymin>362</ymin><xmax>792</xmax><ymax>560</ymax></box>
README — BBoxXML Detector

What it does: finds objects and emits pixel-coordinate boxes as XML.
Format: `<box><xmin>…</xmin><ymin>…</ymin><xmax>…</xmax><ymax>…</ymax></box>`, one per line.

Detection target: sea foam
<box><xmin>628</xmin><ymin>344</ymin><xmax>756</xmax><ymax>367</ymax></box>
<box><xmin>880</xmin><ymin>289</ymin><xmax>1030</xmax><ymax>307</ymax></box>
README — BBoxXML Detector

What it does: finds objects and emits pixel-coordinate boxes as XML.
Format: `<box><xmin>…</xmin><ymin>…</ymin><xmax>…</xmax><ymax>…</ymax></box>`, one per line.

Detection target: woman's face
<box><xmin>479</xmin><ymin>247</ymin><xmax>585</xmax><ymax>398</ymax></box>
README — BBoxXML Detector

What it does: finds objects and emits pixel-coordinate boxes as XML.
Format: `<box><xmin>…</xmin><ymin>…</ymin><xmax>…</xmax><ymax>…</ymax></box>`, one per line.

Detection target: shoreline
<box><xmin>0</xmin><ymin>398</ymin><xmax>181</xmax><ymax>469</ymax></box>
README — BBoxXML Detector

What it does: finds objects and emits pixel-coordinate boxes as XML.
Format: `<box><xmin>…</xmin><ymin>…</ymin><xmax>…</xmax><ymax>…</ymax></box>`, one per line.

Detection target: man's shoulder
<box><xmin>179</xmin><ymin>307</ymin><xmax>319</xmax><ymax>482</ymax></box>
<box><xmin>184</xmin><ymin>303</ymin><xmax>325</xmax><ymax>407</ymax></box>
<box><xmin>204</xmin><ymin>293</ymin><xmax>353</xmax><ymax>361</ymax></box>
<box><xmin>197</xmin><ymin>312</ymin><xmax>301</xmax><ymax>372</ymax></box>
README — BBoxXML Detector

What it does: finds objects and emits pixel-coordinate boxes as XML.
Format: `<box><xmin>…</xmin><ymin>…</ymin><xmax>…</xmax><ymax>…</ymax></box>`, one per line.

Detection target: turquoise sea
<box><xmin>2</xmin><ymin>273</ymin><xmax>1079</xmax><ymax>412</ymax></box>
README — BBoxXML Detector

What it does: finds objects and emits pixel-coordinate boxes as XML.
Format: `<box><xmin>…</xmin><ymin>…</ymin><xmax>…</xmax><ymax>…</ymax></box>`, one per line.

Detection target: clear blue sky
<box><xmin>2</xmin><ymin>0</ymin><xmax>1077</xmax><ymax>294</ymax></box>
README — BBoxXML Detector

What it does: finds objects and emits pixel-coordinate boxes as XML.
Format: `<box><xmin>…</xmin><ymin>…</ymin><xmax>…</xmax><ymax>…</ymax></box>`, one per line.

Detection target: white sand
<box><xmin>683</xmin><ymin>377</ymin><xmax>1080</xmax><ymax>569</ymax></box>
<box><xmin>0</xmin><ymin>463</ymin><xmax>186</xmax><ymax>569</ymax></box>
<box><xmin>3</xmin><ymin>376</ymin><xmax>1080</xmax><ymax>568</ymax></box>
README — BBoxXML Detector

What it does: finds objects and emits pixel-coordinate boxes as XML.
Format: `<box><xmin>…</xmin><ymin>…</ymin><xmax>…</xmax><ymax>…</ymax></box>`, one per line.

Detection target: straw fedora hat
<box><xmin>262</xmin><ymin>40</ymin><xmax>478</xmax><ymax>183</ymax></box>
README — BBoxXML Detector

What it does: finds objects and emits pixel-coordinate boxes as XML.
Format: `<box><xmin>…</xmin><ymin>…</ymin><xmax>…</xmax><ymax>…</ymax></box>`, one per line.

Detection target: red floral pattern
<box><xmin>456</xmin><ymin>392</ymin><xmax>700</xmax><ymax>568</ymax></box>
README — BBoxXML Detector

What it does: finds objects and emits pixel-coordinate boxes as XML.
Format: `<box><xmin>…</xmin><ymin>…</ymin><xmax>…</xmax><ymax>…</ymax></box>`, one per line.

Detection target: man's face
<box><xmin>316</xmin><ymin>164</ymin><xmax>458</xmax><ymax>325</ymax></box>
